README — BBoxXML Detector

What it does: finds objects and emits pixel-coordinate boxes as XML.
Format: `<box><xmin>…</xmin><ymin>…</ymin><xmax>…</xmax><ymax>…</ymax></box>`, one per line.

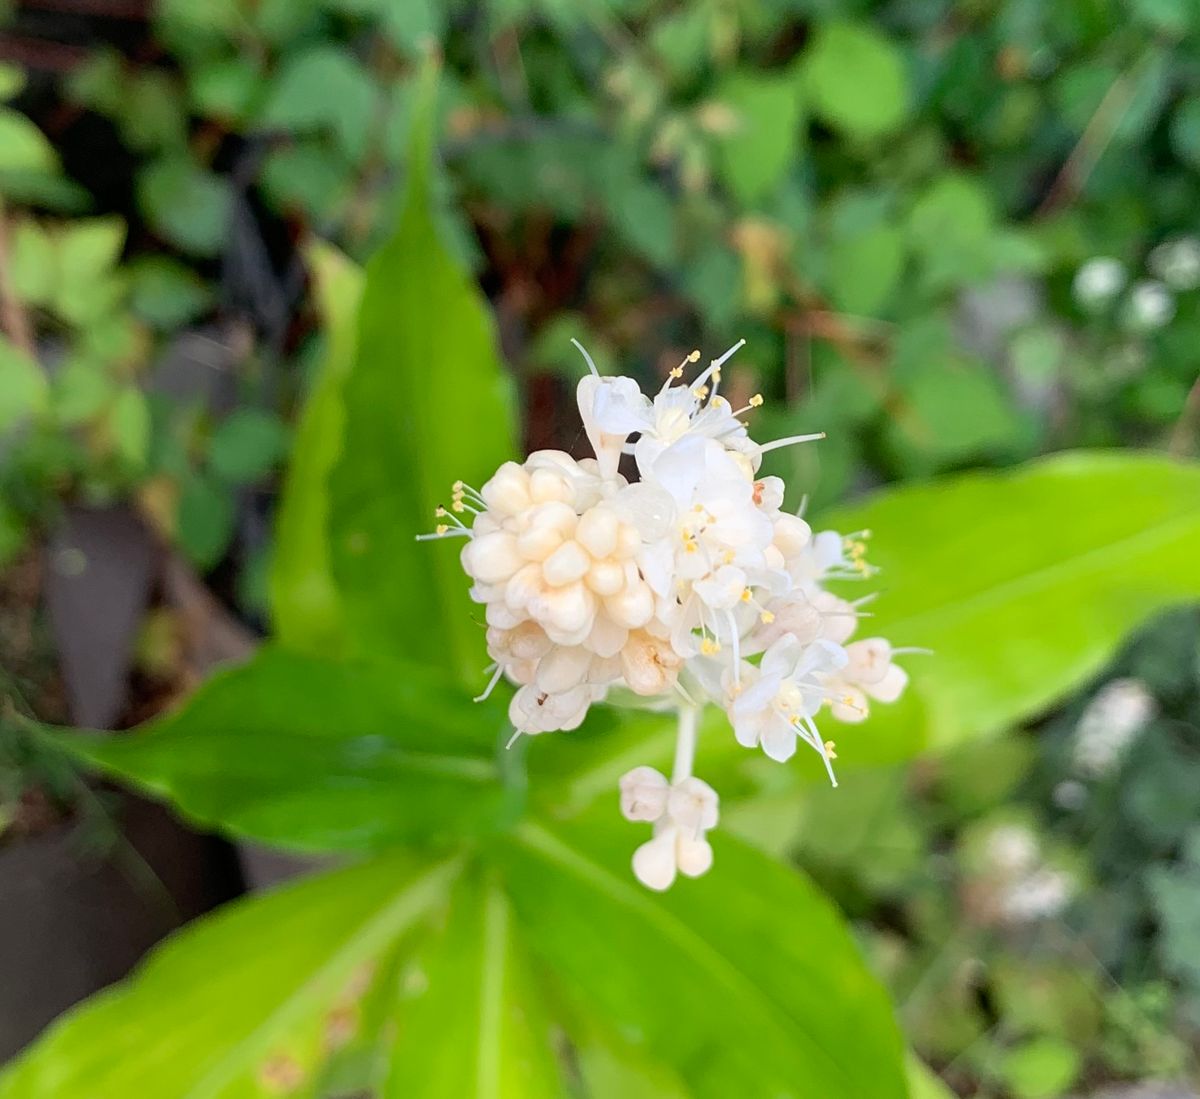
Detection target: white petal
<box><xmin>632</xmin><ymin>829</ymin><xmax>678</xmax><ymax>891</ymax></box>
<box><xmin>760</xmin><ymin>718</ymin><xmax>798</xmax><ymax>762</ymax></box>
<box><xmin>619</xmin><ymin>766</ymin><xmax>669</xmax><ymax>823</ymax></box>
<box><xmin>668</xmin><ymin>777</ymin><xmax>719</xmax><ymax>832</ymax></box>
<box><xmin>675</xmin><ymin>832</ymin><xmax>714</xmax><ymax>879</ymax></box>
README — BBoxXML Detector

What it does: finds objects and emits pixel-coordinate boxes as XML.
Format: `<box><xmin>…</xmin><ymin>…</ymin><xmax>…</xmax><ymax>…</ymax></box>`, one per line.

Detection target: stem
<box><xmin>672</xmin><ymin>704</ymin><xmax>698</xmax><ymax>784</ymax></box>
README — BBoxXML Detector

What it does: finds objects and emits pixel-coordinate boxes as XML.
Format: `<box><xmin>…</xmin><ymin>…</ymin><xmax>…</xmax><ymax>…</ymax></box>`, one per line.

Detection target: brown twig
<box><xmin>1036</xmin><ymin>55</ymin><xmax>1150</xmax><ymax>217</ymax></box>
<box><xmin>0</xmin><ymin>203</ymin><xmax>36</xmax><ymax>359</ymax></box>
<box><xmin>1168</xmin><ymin>373</ymin><xmax>1200</xmax><ymax>458</ymax></box>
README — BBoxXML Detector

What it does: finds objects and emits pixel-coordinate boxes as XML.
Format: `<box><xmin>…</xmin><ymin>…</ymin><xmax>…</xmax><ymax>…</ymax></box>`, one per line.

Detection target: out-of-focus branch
<box><xmin>0</xmin><ymin>202</ymin><xmax>36</xmax><ymax>358</ymax></box>
<box><xmin>1168</xmin><ymin>374</ymin><xmax>1200</xmax><ymax>458</ymax></box>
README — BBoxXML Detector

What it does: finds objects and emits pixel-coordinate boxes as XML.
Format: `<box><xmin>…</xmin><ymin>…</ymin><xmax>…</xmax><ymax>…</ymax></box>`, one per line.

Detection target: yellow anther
<box><xmin>435</xmin><ymin>506</ymin><xmax>448</xmax><ymax>518</ymax></box>
<box><xmin>452</xmin><ymin>480</ymin><xmax>464</xmax><ymax>491</ymax></box>
<box><xmin>741</xmin><ymin>588</ymin><xmax>752</xmax><ymax>603</ymax></box>
<box><xmin>687</xmin><ymin>350</ymin><xmax>701</xmax><ymax>362</ymax></box>
<box><xmin>693</xmin><ymin>385</ymin><xmax>709</xmax><ymax>399</ymax></box>
<box><xmin>749</xmin><ymin>394</ymin><xmax>764</xmax><ymax>407</ymax></box>
<box><xmin>824</xmin><ymin>740</ymin><xmax>838</xmax><ymax>760</ymax></box>
<box><xmin>760</xmin><ymin>610</ymin><xmax>776</xmax><ymax>624</ymax></box>
<box><xmin>713</xmin><ymin>368</ymin><xmax>722</xmax><ymax>383</ymax></box>
<box><xmin>722</xmin><ymin>550</ymin><xmax>735</xmax><ymax>565</ymax></box>
<box><xmin>435</xmin><ymin>524</ymin><xmax>449</xmax><ymax>535</ymax></box>
<box><xmin>700</xmin><ymin>637</ymin><xmax>721</xmax><ymax>655</ymax></box>
<box><xmin>451</xmin><ymin>501</ymin><xmax>465</xmax><ymax>513</ymax></box>
<box><xmin>669</xmin><ymin>367</ymin><xmax>684</xmax><ymax>379</ymax></box>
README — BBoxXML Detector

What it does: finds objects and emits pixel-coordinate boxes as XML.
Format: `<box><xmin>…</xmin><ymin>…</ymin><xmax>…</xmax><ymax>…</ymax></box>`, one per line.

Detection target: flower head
<box><xmin>423</xmin><ymin>340</ymin><xmax>915</xmax><ymax>888</ymax></box>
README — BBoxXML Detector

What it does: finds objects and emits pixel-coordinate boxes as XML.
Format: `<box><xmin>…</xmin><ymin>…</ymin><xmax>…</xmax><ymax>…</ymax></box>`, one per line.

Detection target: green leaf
<box><xmin>0</xmin><ymin>62</ymin><xmax>25</xmax><ymax>100</ymax></box>
<box><xmin>259</xmin><ymin>46</ymin><xmax>378</xmax><ymax>161</ymax></box>
<box><xmin>209</xmin><ymin>408</ymin><xmax>288</xmax><ymax>483</ymax></box>
<box><xmin>0</xmin><ymin>853</ymin><xmax>460</xmax><ymax>1099</ymax></box>
<box><xmin>327</xmin><ymin>63</ymin><xmax>517</xmax><ymax>683</ymax></box>
<box><xmin>52</xmin><ymin>217</ymin><xmax>128</xmax><ymax>324</ymax></box>
<box><xmin>713</xmin><ymin>69</ymin><xmax>804</xmax><ymax>205</ymax></box>
<box><xmin>998</xmin><ymin>1037</ymin><xmax>1081</xmax><ymax>1099</ymax></box>
<box><xmin>805</xmin><ymin>21</ymin><xmax>911</xmax><ymax>141</ymax></box>
<box><xmin>128</xmin><ymin>256</ymin><xmax>215</xmax><ymax>329</ymax></box>
<box><xmin>0</xmin><ymin>108</ymin><xmax>57</xmax><ymax>173</ymax></box>
<box><xmin>138</xmin><ymin>157</ymin><xmax>232</xmax><ymax>258</ymax></box>
<box><xmin>821</xmin><ymin>451</ymin><xmax>1200</xmax><ymax>758</ymax></box>
<box><xmin>107</xmin><ymin>384</ymin><xmax>150</xmax><ymax>467</ymax></box>
<box><xmin>270</xmin><ymin>241</ymin><xmax>362</xmax><ymax>655</ymax></box>
<box><xmin>177</xmin><ymin>471</ymin><xmax>236</xmax><ymax>570</ymax></box>
<box><xmin>383</xmin><ymin>872</ymin><xmax>562</xmax><ymax>1097</ymax></box>
<box><xmin>1169</xmin><ymin>97</ymin><xmax>1200</xmax><ymax>169</ymax></box>
<box><xmin>0</xmin><ymin>333</ymin><xmax>48</xmax><ymax>434</ymax></box>
<box><xmin>501</xmin><ymin>816</ymin><xmax>907</xmax><ymax>1098</ymax></box>
<box><xmin>826</xmin><ymin>223</ymin><xmax>906</xmax><ymax>315</ymax></box>
<box><xmin>7</xmin><ymin>219</ymin><xmax>55</xmax><ymax>305</ymax></box>
<box><xmin>58</xmin><ymin>645</ymin><xmax>511</xmax><ymax>853</ymax></box>
<box><xmin>188</xmin><ymin>56</ymin><xmax>264</xmax><ymax>122</ymax></box>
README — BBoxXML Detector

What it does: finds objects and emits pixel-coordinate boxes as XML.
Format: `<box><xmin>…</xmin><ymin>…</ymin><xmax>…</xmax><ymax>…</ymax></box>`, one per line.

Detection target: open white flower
<box><xmin>424</xmin><ymin>339</ymin><xmax>914</xmax><ymax>889</ymax></box>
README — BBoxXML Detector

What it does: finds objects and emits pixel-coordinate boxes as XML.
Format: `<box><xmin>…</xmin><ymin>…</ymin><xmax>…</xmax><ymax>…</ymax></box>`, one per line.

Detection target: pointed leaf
<box><xmin>327</xmin><ymin>62</ymin><xmax>517</xmax><ymax>684</ymax></box>
<box><xmin>383</xmin><ymin>872</ymin><xmax>562</xmax><ymax>1097</ymax></box>
<box><xmin>54</xmin><ymin>646</ymin><xmax>511</xmax><ymax>853</ymax></box>
<box><xmin>0</xmin><ymin>855</ymin><xmax>459</xmax><ymax>1098</ymax></box>
<box><xmin>500</xmin><ymin>815</ymin><xmax>907</xmax><ymax>1099</ymax></box>
<box><xmin>821</xmin><ymin>451</ymin><xmax>1200</xmax><ymax>758</ymax></box>
<box><xmin>270</xmin><ymin>241</ymin><xmax>362</xmax><ymax>653</ymax></box>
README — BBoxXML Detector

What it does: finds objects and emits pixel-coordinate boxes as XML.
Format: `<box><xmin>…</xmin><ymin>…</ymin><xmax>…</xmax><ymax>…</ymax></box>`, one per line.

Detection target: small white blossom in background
<box><xmin>1148</xmin><ymin>236</ymin><xmax>1200</xmax><ymax>291</ymax></box>
<box><xmin>423</xmin><ymin>339</ymin><xmax>916</xmax><ymax>890</ymax></box>
<box><xmin>1073</xmin><ymin>257</ymin><xmax>1126</xmax><ymax>311</ymax></box>
<box><xmin>1121</xmin><ymin>279</ymin><xmax>1176</xmax><ymax>332</ymax></box>
<box><xmin>1001</xmin><ymin>867</ymin><xmax>1075</xmax><ymax>924</ymax></box>
<box><xmin>1073</xmin><ymin>677</ymin><xmax>1157</xmax><ymax>778</ymax></box>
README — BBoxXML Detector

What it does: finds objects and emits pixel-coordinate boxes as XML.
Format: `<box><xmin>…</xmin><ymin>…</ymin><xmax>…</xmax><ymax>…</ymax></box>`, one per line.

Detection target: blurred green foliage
<box><xmin>3</xmin><ymin>0</ymin><xmax>1200</xmax><ymax>582</ymax></box>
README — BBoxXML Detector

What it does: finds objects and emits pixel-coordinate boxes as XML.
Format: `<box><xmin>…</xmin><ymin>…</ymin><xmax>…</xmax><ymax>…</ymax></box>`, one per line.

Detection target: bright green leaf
<box><xmin>805</xmin><ymin>21</ymin><xmax>911</xmax><ymax>141</ymax></box>
<box><xmin>821</xmin><ymin>452</ymin><xmax>1200</xmax><ymax>758</ymax></box>
<box><xmin>0</xmin><ymin>854</ymin><xmax>459</xmax><ymax>1099</ymax></box>
<box><xmin>998</xmin><ymin>1037</ymin><xmax>1081</xmax><ymax>1099</ymax></box>
<box><xmin>8</xmin><ymin>219</ymin><xmax>55</xmax><ymax>306</ymax></box>
<box><xmin>108</xmin><ymin>385</ymin><xmax>150</xmax><ymax>467</ymax></box>
<box><xmin>383</xmin><ymin>873</ymin><xmax>562</xmax><ymax>1097</ymax></box>
<box><xmin>501</xmin><ymin>815</ymin><xmax>908</xmax><ymax>1099</ymax></box>
<box><xmin>0</xmin><ymin>62</ymin><xmax>25</xmax><ymax>100</ymax></box>
<box><xmin>270</xmin><ymin>240</ymin><xmax>362</xmax><ymax>655</ymax></box>
<box><xmin>57</xmin><ymin>645</ymin><xmax>511</xmax><ymax>853</ymax></box>
<box><xmin>327</xmin><ymin>63</ymin><xmax>517</xmax><ymax>683</ymax></box>
<box><xmin>0</xmin><ymin>109</ymin><xmax>57</xmax><ymax>173</ymax></box>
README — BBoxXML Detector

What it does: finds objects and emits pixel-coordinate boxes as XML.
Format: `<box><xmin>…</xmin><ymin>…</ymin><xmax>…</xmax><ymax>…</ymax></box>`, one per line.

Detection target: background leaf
<box><xmin>327</xmin><ymin>64</ymin><xmax>517</xmax><ymax>684</ymax></box>
<box><xmin>270</xmin><ymin>241</ymin><xmax>363</xmax><ymax>654</ymax></box>
<box><xmin>804</xmin><ymin>22</ymin><xmax>910</xmax><ymax>141</ymax></box>
<box><xmin>821</xmin><ymin>451</ymin><xmax>1200</xmax><ymax>759</ymax></box>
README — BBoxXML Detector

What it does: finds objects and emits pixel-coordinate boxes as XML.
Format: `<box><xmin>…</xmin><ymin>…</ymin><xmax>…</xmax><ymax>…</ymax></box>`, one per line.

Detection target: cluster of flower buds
<box><xmin>423</xmin><ymin>340</ymin><xmax>914</xmax><ymax>889</ymax></box>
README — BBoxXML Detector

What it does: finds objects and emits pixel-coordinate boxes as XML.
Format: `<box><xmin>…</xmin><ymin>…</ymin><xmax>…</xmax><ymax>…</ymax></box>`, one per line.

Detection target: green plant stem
<box><xmin>672</xmin><ymin>703</ymin><xmax>698</xmax><ymax>783</ymax></box>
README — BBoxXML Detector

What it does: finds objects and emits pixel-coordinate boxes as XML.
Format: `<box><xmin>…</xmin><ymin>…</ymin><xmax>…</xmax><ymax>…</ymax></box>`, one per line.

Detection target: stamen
<box><xmin>570</xmin><ymin>337</ymin><xmax>600</xmax><ymax>378</ymax></box>
<box><xmin>691</xmin><ymin>338</ymin><xmax>747</xmax><ymax>392</ymax></box>
<box><xmin>759</xmin><ymin>432</ymin><xmax>827</xmax><ymax>454</ymax></box>
<box><xmin>473</xmin><ymin>663</ymin><xmax>505</xmax><ymax>703</ymax></box>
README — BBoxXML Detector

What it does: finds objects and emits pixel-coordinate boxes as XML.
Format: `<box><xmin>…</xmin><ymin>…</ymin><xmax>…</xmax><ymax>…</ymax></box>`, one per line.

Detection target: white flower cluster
<box><xmin>424</xmin><ymin>340</ymin><xmax>913</xmax><ymax>889</ymax></box>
